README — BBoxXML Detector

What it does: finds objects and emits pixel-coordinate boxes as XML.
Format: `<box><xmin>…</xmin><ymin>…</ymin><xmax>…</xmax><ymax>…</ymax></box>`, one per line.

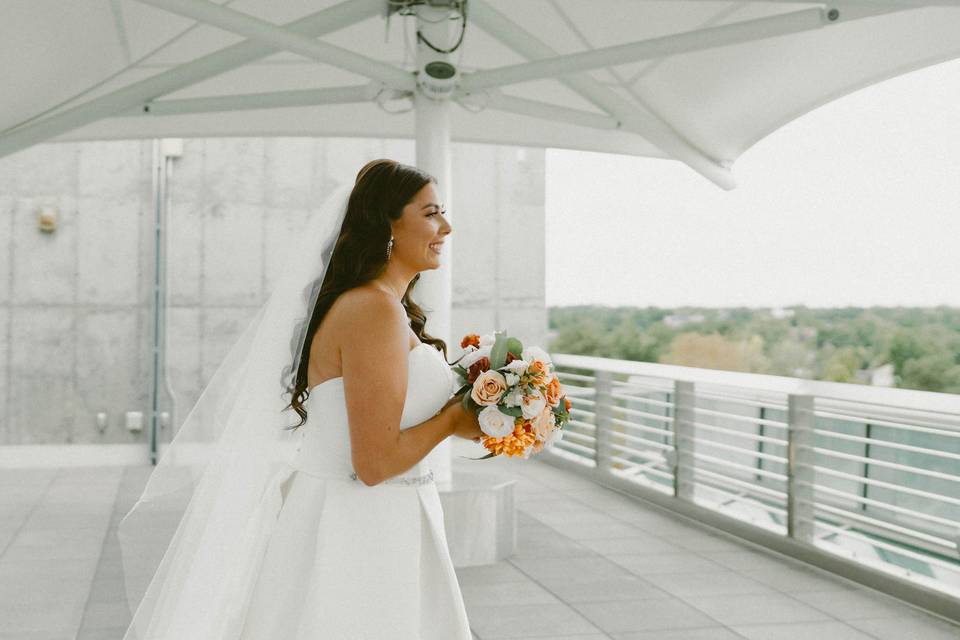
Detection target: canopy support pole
<box><xmin>412</xmin><ymin>3</ymin><xmax>455</xmax><ymax>486</ymax></box>
<box><xmin>0</xmin><ymin>0</ymin><xmax>382</xmax><ymax>160</ymax></box>
<box><xmin>470</xmin><ymin>0</ymin><xmax>737</xmax><ymax>190</ymax></box>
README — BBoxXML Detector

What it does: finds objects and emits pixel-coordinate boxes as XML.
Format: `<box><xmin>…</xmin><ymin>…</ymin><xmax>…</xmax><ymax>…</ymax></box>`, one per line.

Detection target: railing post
<box><xmin>787</xmin><ymin>394</ymin><xmax>815</xmax><ymax>544</ymax></box>
<box><xmin>672</xmin><ymin>380</ymin><xmax>695</xmax><ymax>501</ymax></box>
<box><xmin>593</xmin><ymin>370</ymin><xmax>613</xmax><ymax>476</ymax></box>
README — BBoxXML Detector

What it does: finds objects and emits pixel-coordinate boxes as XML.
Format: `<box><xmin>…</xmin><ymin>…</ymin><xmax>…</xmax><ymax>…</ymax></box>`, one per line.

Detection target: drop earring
<box><xmin>386</xmin><ymin>236</ymin><xmax>394</xmax><ymax>260</ymax></box>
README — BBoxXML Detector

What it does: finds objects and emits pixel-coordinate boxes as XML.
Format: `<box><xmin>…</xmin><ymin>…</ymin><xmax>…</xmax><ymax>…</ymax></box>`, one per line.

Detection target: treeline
<box><xmin>547</xmin><ymin>306</ymin><xmax>960</xmax><ymax>394</ymax></box>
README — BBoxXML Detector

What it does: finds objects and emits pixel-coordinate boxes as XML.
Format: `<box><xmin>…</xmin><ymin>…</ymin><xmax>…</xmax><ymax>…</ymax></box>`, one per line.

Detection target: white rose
<box><xmin>479</xmin><ymin>333</ymin><xmax>496</xmax><ymax>347</ymax></box>
<box><xmin>522</xmin><ymin>346</ymin><xmax>552</xmax><ymax>367</ymax></box>
<box><xmin>459</xmin><ymin>345</ymin><xmax>490</xmax><ymax>369</ymax></box>
<box><xmin>478</xmin><ymin>405</ymin><xmax>515</xmax><ymax>438</ymax></box>
<box><xmin>502</xmin><ymin>359</ymin><xmax>528</xmax><ymax>375</ymax></box>
<box><xmin>521</xmin><ymin>389</ymin><xmax>547</xmax><ymax>420</ymax></box>
<box><xmin>503</xmin><ymin>386</ymin><xmax>523</xmax><ymax>407</ymax></box>
<box><xmin>503</xmin><ymin>371</ymin><xmax>519</xmax><ymax>387</ymax></box>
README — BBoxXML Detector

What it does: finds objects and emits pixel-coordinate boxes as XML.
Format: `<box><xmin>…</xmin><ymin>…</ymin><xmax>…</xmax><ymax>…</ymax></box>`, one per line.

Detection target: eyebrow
<box><xmin>420</xmin><ymin>203</ymin><xmax>445</xmax><ymax>210</ymax></box>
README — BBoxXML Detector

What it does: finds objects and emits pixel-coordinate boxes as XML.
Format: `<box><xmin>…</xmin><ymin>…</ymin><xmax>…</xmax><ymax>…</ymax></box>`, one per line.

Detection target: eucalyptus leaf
<box><xmin>506</xmin><ymin>337</ymin><xmax>523</xmax><ymax>358</ymax></box>
<box><xmin>498</xmin><ymin>405</ymin><xmax>523</xmax><ymax>418</ymax></box>
<box><xmin>490</xmin><ymin>332</ymin><xmax>509</xmax><ymax>369</ymax></box>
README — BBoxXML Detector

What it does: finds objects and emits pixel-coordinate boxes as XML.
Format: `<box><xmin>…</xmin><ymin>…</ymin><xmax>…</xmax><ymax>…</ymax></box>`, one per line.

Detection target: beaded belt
<box><xmin>348</xmin><ymin>469</ymin><xmax>435</xmax><ymax>485</ymax></box>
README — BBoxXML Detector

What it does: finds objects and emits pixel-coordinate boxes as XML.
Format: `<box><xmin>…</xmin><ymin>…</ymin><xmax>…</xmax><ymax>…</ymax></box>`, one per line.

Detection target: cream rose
<box><xmin>478</xmin><ymin>405</ymin><xmax>515</xmax><ymax>438</ymax></box>
<box><xmin>503</xmin><ymin>386</ymin><xmax>523</xmax><ymax>408</ymax></box>
<box><xmin>471</xmin><ymin>370</ymin><xmax>507</xmax><ymax>406</ymax></box>
<box><xmin>479</xmin><ymin>332</ymin><xmax>496</xmax><ymax>347</ymax></box>
<box><xmin>521</xmin><ymin>389</ymin><xmax>547</xmax><ymax>420</ymax></box>
<box><xmin>530</xmin><ymin>406</ymin><xmax>556</xmax><ymax>440</ymax></box>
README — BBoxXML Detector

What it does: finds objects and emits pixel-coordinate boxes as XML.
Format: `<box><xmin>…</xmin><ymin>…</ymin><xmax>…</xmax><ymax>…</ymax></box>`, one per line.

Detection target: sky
<box><xmin>545</xmin><ymin>57</ymin><xmax>960</xmax><ymax>310</ymax></box>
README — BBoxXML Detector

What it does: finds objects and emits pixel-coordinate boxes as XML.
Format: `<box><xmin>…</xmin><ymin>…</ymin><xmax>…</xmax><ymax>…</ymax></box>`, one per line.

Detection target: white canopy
<box><xmin>3</xmin><ymin>0</ymin><xmax>960</xmax><ymax>190</ymax></box>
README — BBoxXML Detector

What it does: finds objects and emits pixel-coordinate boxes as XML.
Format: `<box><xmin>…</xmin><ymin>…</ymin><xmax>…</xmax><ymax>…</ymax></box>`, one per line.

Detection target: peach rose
<box><xmin>471</xmin><ymin>369</ymin><xmax>507</xmax><ymax>406</ymax></box>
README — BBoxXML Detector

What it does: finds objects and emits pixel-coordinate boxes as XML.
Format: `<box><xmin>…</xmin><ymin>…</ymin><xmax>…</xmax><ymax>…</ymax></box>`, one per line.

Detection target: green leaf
<box><xmin>490</xmin><ymin>331</ymin><xmax>509</xmax><ymax>369</ymax></box>
<box><xmin>453</xmin><ymin>365</ymin><xmax>468</xmax><ymax>378</ymax></box>
<box><xmin>506</xmin><ymin>337</ymin><xmax>524</xmax><ymax>359</ymax></box>
<box><xmin>498</xmin><ymin>405</ymin><xmax>523</xmax><ymax>418</ymax></box>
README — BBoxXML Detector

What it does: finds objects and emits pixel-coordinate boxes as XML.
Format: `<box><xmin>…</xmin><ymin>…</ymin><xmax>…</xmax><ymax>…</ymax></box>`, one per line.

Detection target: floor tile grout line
<box><xmin>74</xmin><ymin>466</ymin><xmax>126</xmax><ymax>637</ymax></box>
<box><xmin>0</xmin><ymin>468</ymin><xmax>60</xmax><ymax>560</ymax></box>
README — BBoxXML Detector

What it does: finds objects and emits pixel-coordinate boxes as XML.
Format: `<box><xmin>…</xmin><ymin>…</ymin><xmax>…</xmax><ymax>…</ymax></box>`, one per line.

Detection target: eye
<box><xmin>428</xmin><ymin>208</ymin><xmax>447</xmax><ymax>217</ymax></box>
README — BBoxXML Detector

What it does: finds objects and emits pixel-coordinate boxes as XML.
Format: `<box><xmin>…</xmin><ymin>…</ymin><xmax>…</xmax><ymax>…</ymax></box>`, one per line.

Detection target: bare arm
<box><xmin>339</xmin><ymin>290</ymin><xmax>454</xmax><ymax>486</ymax></box>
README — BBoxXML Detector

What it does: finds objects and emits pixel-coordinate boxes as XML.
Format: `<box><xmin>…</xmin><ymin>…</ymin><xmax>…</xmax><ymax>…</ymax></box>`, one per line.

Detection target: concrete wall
<box><xmin>0</xmin><ymin>138</ymin><xmax>545</xmax><ymax>446</ymax></box>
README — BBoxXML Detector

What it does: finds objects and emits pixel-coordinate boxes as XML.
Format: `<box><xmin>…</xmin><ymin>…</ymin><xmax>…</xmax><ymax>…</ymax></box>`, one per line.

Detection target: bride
<box><xmin>118</xmin><ymin>159</ymin><xmax>485</xmax><ymax>639</ymax></box>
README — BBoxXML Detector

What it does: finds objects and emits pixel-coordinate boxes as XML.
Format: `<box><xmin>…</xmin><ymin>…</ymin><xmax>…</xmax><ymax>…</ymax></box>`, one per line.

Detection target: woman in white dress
<box><xmin>119</xmin><ymin>159</ymin><xmax>485</xmax><ymax>639</ymax></box>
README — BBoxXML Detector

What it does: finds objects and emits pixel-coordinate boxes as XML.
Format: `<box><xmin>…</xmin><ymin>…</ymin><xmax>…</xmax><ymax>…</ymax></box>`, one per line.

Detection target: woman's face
<box><xmin>391</xmin><ymin>182</ymin><xmax>451</xmax><ymax>271</ymax></box>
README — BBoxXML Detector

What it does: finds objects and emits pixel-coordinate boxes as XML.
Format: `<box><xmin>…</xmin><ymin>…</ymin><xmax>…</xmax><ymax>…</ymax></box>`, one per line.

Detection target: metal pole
<box><xmin>413</xmin><ymin>2</ymin><xmax>455</xmax><ymax>486</ymax></box>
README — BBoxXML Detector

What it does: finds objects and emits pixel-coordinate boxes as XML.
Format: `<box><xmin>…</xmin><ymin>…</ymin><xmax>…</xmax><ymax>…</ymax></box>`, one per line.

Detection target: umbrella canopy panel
<box><xmin>2</xmin><ymin>0</ymin><xmax>960</xmax><ymax>188</ymax></box>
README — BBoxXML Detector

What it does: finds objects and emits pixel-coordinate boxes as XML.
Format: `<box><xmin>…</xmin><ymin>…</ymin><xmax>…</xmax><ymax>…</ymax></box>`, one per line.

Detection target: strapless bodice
<box><xmin>290</xmin><ymin>343</ymin><xmax>456</xmax><ymax>481</ymax></box>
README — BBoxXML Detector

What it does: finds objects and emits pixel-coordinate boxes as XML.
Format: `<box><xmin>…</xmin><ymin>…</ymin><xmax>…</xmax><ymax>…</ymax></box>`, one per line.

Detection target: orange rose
<box><xmin>460</xmin><ymin>333</ymin><xmax>480</xmax><ymax>349</ymax></box>
<box><xmin>544</xmin><ymin>374</ymin><xmax>562</xmax><ymax>407</ymax></box>
<box><xmin>564</xmin><ymin>396</ymin><xmax>572</xmax><ymax>412</ymax></box>
<box><xmin>522</xmin><ymin>359</ymin><xmax>549</xmax><ymax>387</ymax></box>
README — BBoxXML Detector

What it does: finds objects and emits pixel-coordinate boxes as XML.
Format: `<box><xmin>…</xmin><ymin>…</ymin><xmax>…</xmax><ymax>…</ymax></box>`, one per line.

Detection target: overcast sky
<box><xmin>545</xmin><ymin>57</ymin><xmax>960</xmax><ymax>310</ymax></box>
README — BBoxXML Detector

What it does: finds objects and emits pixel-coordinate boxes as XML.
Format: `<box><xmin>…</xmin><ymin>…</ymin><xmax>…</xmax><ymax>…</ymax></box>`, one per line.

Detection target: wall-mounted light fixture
<box><xmin>37</xmin><ymin>205</ymin><xmax>58</xmax><ymax>233</ymax></box>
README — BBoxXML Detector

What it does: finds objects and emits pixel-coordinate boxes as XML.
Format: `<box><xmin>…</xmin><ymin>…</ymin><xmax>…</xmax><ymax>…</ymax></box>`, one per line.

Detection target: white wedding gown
<box><xmin>233</xmin><ymin>342</ymin><xmax>473</xmax><ymax>639</ymax></box>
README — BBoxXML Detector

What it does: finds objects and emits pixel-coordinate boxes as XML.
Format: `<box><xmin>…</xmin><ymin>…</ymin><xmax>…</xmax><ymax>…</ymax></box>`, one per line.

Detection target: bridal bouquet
<box><xmin>453</xmin><ymin>331</ymin><xmax>571</xmax><ymax>459</ymax></box>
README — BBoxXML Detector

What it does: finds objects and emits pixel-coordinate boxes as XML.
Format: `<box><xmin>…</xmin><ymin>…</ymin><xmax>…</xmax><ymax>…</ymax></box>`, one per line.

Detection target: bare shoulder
<box><xmin>332</xmin><ymin>285</ymin><xmax>407</xmax><ymax>338</ymax></box>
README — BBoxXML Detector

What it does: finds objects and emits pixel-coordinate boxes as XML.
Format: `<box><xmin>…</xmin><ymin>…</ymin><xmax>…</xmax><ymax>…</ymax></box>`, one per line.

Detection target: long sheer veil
<box><xmin>118</xmin><ymin>182</ymin><xmax>354</xmax><ymax>639</ymax></box>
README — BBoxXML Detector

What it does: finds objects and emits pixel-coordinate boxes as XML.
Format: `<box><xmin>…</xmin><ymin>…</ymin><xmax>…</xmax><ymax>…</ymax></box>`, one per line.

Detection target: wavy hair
<box><xmin>284</xmin><ymin>159</ymin><xmax>449</xmax><ymax>429</ymax></box>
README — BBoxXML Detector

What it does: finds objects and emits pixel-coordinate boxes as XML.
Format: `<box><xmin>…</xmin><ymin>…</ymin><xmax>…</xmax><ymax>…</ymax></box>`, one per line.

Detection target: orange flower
<box><xmin>522</xmin><ymin>359</ymin><xmax>549</xmax><ymax>387</ymax></box>
<box><xmin>544</xmin><ymin>375</ymin><xmax>562</xmax><ymax>407</ymax></box>
<box><xmin>460</xmin><ymin>333</ymin><xmax>480</xmax><ymax>349</ymax></box>
<box><xmin>481</xmin><ymin>419</ymin><xmax>537</xmax><ymax>457</ymax></box>
<box><xmin>564</xmin><ymin>396</ymin><xmax>572</xmax><ymax>412</ymax></box>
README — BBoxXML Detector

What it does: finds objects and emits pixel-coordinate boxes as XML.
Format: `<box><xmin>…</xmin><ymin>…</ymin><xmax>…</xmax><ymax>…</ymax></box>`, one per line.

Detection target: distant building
<box><xmin>871</xmin><ymin>363</ymin><xmax>896</xmax><ymax>387</ymax></box>
<box><xmin>770</xmin><ymin>307</ymin><xmax>795</xmax><ymax>319</ymax></box>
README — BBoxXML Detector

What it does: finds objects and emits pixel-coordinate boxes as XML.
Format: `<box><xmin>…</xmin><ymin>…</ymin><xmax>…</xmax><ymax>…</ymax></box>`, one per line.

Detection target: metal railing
<box><xmin>546</xmin><ymin>353</ymin><xmax>960</xmax><ymax>620</ymax></box>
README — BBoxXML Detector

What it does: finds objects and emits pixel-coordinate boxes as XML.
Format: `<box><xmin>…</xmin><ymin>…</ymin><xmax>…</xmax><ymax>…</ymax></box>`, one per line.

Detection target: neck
<box><xmin>373</xmin><ymin>260</ymin><xmax>416</xmax><ymax>300</ymax></box>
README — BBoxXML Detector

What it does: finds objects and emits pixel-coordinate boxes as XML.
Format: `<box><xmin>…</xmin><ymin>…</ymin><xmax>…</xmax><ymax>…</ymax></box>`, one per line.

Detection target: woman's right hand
<box><xmin>442</xmin><ymin>394</ymin><xmax>485</xmax><ymax>442</ymax></box>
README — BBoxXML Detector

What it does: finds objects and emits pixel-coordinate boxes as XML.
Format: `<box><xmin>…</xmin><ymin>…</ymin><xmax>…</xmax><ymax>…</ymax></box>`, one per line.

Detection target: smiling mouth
<box><xmin>429</xmin><ymin>242</ymin><xmax>444</xmax><ymax>254</ymax></box>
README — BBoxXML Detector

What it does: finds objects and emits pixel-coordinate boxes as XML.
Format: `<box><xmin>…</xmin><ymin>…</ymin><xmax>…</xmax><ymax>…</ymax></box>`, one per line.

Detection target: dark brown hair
<box><xmin>283</xmin><ymin>159</ymin><xmax>449</xmax><ymax>429</ymax></box>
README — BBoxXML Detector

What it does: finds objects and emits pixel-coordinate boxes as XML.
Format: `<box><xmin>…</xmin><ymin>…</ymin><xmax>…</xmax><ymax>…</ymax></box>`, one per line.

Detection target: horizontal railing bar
<box><xmin>812</xmin><ymin>429</ymin><xmax>960</xmax><ymax>462</ymax></box>
<box><xmin>692</xmin><ymin>390</ymin><xmax>789</xmax><ymax>412</ymax></box>
<box><xmin>680</xmin><ymin>435</ymin><xmax>787</xmax><ymax>464</ymax></box>
<box><xmin>815</xmin><ymin>402</ymin><xmax>960</xmax><ymax>434</ymax></box>
<box><xmin>692</xmin><ymin>452</ymin><xmax>789</xmax><ymax>482</ymax></box>
<box><xmin>553</xmin><ymin>439</ymin><xmax>595</xmax><ymax>457</ymax></box>
<box><xmin>811</xmin><ymin>465</ymin><xmax>960</xmax><ymax>507</ymax></box>
<box><xmin>567</xmin><ymin>418</ymin><xmax>598</xmax><ymax>433</ymax></box>
<box><xmin>692</xmin><ymin>421</ymin><xmax>789</xmax><ymax>446</ymax></box>
<box><xmin>554</xmin><ymin>371</ymin><xmax>596</xmax><ymax>383</ymax></box>
<box><xmin>611</xmin><ymin>404</ymin><xmax>673</xmax><ymax>424</ymax></box>
<box><xmin>805</xmin><ymin>447</ymin><xmax>960</xmax><ymax>483</ymax></box>
<box><xmin>610</xmin><ymin>391</ymin><xmax>674</xmax><ymax>409</ymax></box>
<box><xmin>805</xmin><ymin>500</ymin><xmax>958</xmax><ymax>549</ymax></box>
<box><xmin>561</xmin><ymin>430</ymin><xmax>596</xmax><ymax>446</ymax></box>
<box><xmin>607</xmin><ymin>435</ymin><xmax>675</xmax><ymax>453</ymax></box>
<box><xmin>813</xmin><ymin>519</ymin><xmax>960</xmax><ymax>574</ymax></box>
<box><xmin>608</xmin><ymin>416</ymin><xmax>674</xmax><ymax>438</ymax></box>
<box><xmin>798</xmin><ymin>481</ymin><xmax>960</xmax><ymax>529</ymax></box>
<box><xmin>570</xmin><ymin>397</ymin><xmax>597</xmax><ymax>408</ymax></box>
<box><xmin>692</xmin><ymin>406</ymin><xmax>789</xmax><ymax>429</ymax></box>
<box><xmin>570</xmin><ymin>408</ymin><xmax>597</xmax><ymax>421</ymax></box>
<box><xmin>608</xmin><ymin>455</ymin><xmax>674</xmax><ymax>480</ymax></box>
<box><xmin>693</xmin><ymin>466</ymin><xmax>788</xmax><ymax>500</ymax></box>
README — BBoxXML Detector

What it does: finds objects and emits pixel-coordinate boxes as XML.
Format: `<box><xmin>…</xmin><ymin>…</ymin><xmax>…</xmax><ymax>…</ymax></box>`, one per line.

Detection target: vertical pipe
<box><xmin>673</xmin><ymin>380</ymin><xmax>695</xmax><ymax>501</ymax></box>
<box><xmin>788</xmin><ymin>394</ymin><xmax>815</xmax><ymax>543</ymax></box>
<box><xmin>593</xmin><ymin>370</ymin><xmax>613</xmax><ymax>476</ymax></box>
<box><xmin>861</xmin><ymin>422</ymin><xmax>873</xmax><ymax>511</ymax></box>
<box><xmin>756</xmin><ymin>405</ymin><xmax>767</xmax><ymax>481</ymax></box>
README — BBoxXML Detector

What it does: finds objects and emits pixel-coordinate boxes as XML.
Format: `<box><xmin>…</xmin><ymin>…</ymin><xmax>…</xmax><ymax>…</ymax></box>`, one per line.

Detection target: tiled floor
<box><xmin>0</xmin><ymin>456</ymin><xmax>958</xmax><ymax>640</ymax></box>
